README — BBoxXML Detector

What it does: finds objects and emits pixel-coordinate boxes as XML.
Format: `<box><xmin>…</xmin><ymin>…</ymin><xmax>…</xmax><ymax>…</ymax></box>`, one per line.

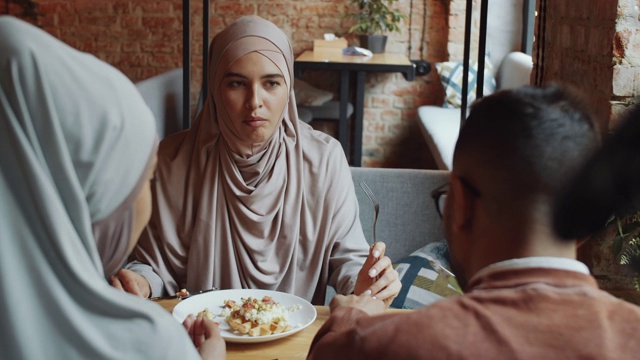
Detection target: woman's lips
<box><xmin>244</xmin><ymin>117</ymin><xmax>267</xmax><ymax>127</ymax></box>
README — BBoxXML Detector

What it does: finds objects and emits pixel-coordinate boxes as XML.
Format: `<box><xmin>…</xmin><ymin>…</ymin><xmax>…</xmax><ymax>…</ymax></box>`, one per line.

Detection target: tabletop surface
<box><xmin>295</xmin><ymin>49</ymin><xmax>412</xmax><ymax>66</ymax></box>
<box><xmin>157</xmin><ymin>297</ymin><xmax>408</xmax><ymax>359</ymax></box>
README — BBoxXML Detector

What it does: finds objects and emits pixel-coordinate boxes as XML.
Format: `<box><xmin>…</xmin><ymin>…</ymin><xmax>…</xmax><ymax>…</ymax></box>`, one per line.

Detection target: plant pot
<box><xmin>358</xmin><ymin>34</ymin><xmax>388</xmax><ymax>54</ymax></box>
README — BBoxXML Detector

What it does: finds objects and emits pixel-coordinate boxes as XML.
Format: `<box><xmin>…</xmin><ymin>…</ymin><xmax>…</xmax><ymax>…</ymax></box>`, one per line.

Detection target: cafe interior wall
<box><xmin>4</xmin><ymin>0</ymin><xmax>490</xmax><ymax>169</ymax></box>
<box><xmin>7</xmin><ymin>1</ymin><xmax>638</xmax><ymax>166</ymax></box>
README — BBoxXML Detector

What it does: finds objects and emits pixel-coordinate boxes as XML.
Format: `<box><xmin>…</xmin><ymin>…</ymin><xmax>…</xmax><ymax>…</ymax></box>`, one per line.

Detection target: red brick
<box><xmin>148</xmin><ymin>54</ymin><xmax>177</xmax><ymax>67</ymax></box>
<box><xmin>39</xmin><ymin>16</ymin><xmax>56</xmax><ymax>28</ymax></box>
<box><xmin>116</xmin><ymin>53</ymin><xmax>146</xmax><ymax>67</ymax></box>
<box><xmin>293</xmin><ymin>3</ymin><xmax>342</xmax><ymax>16</ymax></box>
<box><xmin>38</xmin><ymin>3</ymin><xmax>72</xmax><ymax>13</ymax></box>
<box><xmin>215</xmin><ymin>4</ymin><xmax>256</xmax><ymax>16</ymax></box>
<box><xmin>612</xmin><ymin>65</ymin><xmax>636</xmax><ymax>96</ymax></box>
<box><xmin>57</xmin><ymin>15</ymin><xmax>78</xmax><ymax>27</ymax></box>
<box><xmin>122</xmin><ymin>41</ymin><xmax>140</xmax><ymax>53</ymax></box>
<box><xmin>142</xmin><ymin>16</ymin><xmax>180</xmax><ymax>29</ymax></box>
<box><xmin>78</xmin><ymin>15</ymin><xmax>119</xmax><ymax>27</ymax></box>
<box><xmin>120</xmin><ymin>15</ymin><xmax>141</xmax><ymax>27</ymax></box>
<box><xmin>77</xmin><ymin>2</ymin><xmax>112</xmax><ymax>15</ymax></box>
<box><xmin>371</xmin><ymin>95</ymin><xmax>393</xmax><ymax>108</ymax></box>
<box><xmin>258</xmin><ymin>3</ymin><xmax>292</xmax><ymax>16</ymax></box>
<box><xmin>112</xmin><ymin>1</ymin><xmax>133</xmax><ymax>14</ymax></box>
<box><xmin>134</xmin><ymin>2</ymin><xmax>174</xmax><ymax>14</ymax></box>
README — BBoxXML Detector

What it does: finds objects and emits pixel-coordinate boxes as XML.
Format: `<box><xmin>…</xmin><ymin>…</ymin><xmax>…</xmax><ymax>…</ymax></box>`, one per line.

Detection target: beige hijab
<box><xmin>135</xmin><ymin>15</ymin><xmax>368</xmax><ymax>304</ymax></box>
<box><xmin>0</xmin><ymin>16</ymin><xmax>199</xmax><ymax>359</ymax></box>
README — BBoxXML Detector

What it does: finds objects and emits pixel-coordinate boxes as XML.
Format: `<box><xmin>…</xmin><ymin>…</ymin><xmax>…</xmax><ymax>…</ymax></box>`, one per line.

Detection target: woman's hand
<box><xmin>330</xmin><ymin>294</ymin><xmax>386</xmax><ymax>316</ymax></box>
<box><xmin>109</xmin><ymin>269</ymin><xmax>151</xmax><ymax>298</ymax></box>
<box><xmin>353</xmin><ymin>242</ymin><xmax>400</xmax><ymax>307</ymax></box>
<box><xmin>183</xmin><ymin>314</ymin><xmax>226</xmax><ymax>360</ymax></box>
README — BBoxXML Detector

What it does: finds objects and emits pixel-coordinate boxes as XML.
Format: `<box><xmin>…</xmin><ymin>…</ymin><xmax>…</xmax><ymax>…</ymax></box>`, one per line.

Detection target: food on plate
<box><xmin>220</xmin><ymin>296</ymin><xmax>301</xmax><ymax>337</ymax></box>
<box><xmin>175</xmin><ymin>288</ymin><xmax>190</xmax><ymax>298</ymax></box>
<box><xmin>197</xmin><ymin>307</ymin><xmax>215</xmax><ymax>320</ymax></box>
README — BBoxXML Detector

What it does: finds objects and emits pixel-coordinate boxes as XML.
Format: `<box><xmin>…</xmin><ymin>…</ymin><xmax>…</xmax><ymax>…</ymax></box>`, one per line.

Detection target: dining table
<box><xmin>294</xmin><ymin>49</ymin><xmax>416</xmax><ymax>166</ymax></box>
<box><xmin>156</xmin><ymin>297</ymin><xmax>409</xmax><ymax>360</ymax></box>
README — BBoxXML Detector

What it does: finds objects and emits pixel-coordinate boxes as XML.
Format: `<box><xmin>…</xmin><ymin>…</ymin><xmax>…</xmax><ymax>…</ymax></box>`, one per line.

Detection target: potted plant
<box><xmin>612</xmin><ymin>212</ymin><xmax>640</xmax><ymax>292</ymax></box>
<box><xmin>343</xmin><ymin>0</ymin><xmax>407</xmax><ymax>54</ymax></box>
<box><xmin>580</xmin><ymin>211</ymin><xmax>640</xmax><ymax>305</ymax></box>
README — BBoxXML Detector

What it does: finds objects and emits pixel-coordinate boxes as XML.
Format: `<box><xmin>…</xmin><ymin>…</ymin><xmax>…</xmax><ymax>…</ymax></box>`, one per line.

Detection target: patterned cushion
<box><xmin>435</xmin><ymin>56</ymin><xmax>497</xmax><ymax>109</ymax></box>
<box><xmin>390</xmin><ymin>241</ymin><xmax>462</xmax><ymax>309</ymax></box>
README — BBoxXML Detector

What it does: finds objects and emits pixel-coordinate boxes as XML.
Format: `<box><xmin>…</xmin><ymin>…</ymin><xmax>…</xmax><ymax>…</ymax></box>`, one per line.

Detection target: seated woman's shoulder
<box><xmin>299</xmin><ymin>124</ymin><xmax>345</xmax><ymax>163</ymax></box>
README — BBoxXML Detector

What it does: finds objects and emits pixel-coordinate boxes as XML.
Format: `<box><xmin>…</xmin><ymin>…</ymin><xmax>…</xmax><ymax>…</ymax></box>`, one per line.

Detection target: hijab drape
<box><xmin>134</xmin><ymin>15</ymin><xmax>369</xmax><ymax>305</ymax></box>
<box><xmin>0</xmin><ymin>16</ymin><xmax>199</xmax><ymax>359</ymax></box>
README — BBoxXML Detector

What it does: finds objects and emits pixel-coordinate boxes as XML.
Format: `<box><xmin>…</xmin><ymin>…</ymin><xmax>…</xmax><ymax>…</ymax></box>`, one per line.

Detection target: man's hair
<box><xmin>453</xmin><ymin>84</ymin><xmax>601</xmax><ymax>212</ymax></box>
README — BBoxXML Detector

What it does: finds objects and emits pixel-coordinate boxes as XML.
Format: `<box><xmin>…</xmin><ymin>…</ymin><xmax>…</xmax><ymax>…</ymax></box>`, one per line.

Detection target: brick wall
<box><xmin>612</xmin><ymin>0</ymin><xmax>640</xmax><ymax>126</ymax></box>
<box><xmin>534</xmin><ymin>0</ymin><xmax>640</xmax><ymax>131</ymax></box>
<box><xmin>4</xmin><ymin>0</ymin><xmax>472</xmax><ymax>168</ymax></box>
<box><xmin>9</xmin><ymin>1</ymin><xmax>638</xmax><ymax>165</ymax></box>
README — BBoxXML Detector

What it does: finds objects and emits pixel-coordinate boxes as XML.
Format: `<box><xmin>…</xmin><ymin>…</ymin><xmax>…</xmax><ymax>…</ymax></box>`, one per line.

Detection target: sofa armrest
<box><xmin>496</xmin><ymin>51</ymin><xmax>533</xmax><ymax>90</ymax></box>
<box><xmin>417</xmin><ymin>106</ymin><xmax>461</xmax><ymax>170</ymax></box>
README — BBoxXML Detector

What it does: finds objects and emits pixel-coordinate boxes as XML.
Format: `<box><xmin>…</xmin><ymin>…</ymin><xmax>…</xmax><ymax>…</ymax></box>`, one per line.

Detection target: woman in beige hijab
<box><xmin>113</xmin><ymin>15</ymin><xmax>400</xmax><ymax>305</ymax></box>
<box><xmin>0</xmin><ymin>16</ymin><xmax>224</xmax><ymax>359</ymax></box>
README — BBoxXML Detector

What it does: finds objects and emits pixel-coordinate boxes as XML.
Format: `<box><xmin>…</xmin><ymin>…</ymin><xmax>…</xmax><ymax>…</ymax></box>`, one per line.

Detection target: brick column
<box><xmin>534</xmin><ymin>0</ymin><xmax>640</xmax><ymax>130</ymax></box>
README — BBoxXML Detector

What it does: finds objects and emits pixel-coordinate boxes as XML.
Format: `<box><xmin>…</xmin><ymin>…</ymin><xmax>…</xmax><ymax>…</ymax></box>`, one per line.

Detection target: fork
<box><xmin>360</xmin><ymin>181</ymin><xmax>379</xmax><ymax>246</ymax></box>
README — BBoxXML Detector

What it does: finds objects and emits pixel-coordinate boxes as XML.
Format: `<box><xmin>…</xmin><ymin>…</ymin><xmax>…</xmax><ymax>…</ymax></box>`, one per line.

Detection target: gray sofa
<box><xmin>350</xmin><ymin>167</ymin><xmax>448</xmax><ymax>261</ymax></box>
<box><xmin>324</xmin><ymin>167</ymin><xmax>449</xmax><ymax>304</ymax></box>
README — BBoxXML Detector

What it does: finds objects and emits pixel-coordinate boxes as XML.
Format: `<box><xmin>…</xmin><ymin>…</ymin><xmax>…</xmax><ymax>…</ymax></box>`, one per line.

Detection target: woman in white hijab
<box><xmin>113</xmin><ymin>15</ymin><xmax>401</xmax><ymax>306</ymax></box>
<box><xmin>0</xmin><ymin>16</ymin><xmax>224</xmax><ymax>359</ymax></box>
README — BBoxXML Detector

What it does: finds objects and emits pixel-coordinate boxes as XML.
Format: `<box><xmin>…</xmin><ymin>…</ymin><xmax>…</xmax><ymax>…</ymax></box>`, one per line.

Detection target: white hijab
<box><xmin>0</xmin><ymin>16</ymin><xmax>199</xmax><ymax>359</ymax></box>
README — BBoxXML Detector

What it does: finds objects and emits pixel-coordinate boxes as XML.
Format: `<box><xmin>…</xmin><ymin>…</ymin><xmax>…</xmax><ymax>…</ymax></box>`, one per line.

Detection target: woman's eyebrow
<box><xmin>222</xmin><ymin>72</ymin><xmax>284</xmax><ymax>80</ymax></box>
<box><xmin>223</xmin><ymin>72</ymin><xmax>247</xmax><ymax>79</ymax></box>
<box><xmin>262</xmin><ymin>74</ymin><xmax>285</xmax><ymax>80</ymax></box>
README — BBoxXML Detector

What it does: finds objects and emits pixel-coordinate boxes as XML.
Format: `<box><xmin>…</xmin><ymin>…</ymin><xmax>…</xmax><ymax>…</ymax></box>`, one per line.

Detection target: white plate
<box><xmin>172</xmin><ymin>289</ymin><xmax>317</xmax><ymax>343</ymax></box>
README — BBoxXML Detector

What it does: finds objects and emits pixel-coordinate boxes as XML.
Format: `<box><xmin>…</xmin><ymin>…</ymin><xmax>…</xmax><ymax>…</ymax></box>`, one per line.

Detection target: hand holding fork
<box><xmin>360</xmin><ymin>181</ymin><xmax>381</xmax><ymax>276</ymax></box>
<box><xmin>355</xmin><ymin>181</ymin><xmax>401</xmax><ymax>306</ymax></box>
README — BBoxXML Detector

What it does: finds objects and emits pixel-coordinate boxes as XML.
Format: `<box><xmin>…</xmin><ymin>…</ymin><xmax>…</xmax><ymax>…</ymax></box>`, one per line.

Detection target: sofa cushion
<box><xmin>390</xmin><ymin>241</ymin><xmax>462</xmax><ymax>309</ymax></box>
<box><xmin>436</xmin><ymin>56</ymin><xmax>496</xmax><ymax>108</ymax></box>
<box><xmin>294</xmin><ymin>78</ymin><xmax>334</xmax><ymax>106</ymax></box>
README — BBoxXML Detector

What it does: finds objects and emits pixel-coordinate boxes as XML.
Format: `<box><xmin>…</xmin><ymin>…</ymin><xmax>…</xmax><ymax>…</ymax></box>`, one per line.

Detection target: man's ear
<box><xmin>449</xmin><ymin>174</ymin><xmax>476</xmax><ymax>232</ymax></box>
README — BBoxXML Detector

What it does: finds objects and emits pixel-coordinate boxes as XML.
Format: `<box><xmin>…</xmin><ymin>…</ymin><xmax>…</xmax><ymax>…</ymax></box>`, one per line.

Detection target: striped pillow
<box><xmin>436</xmin><ymin>56</ymin><xmax>496</xmax><ymax>109</ymax></box>
<box><xmin>390</xmin><ymin>241</ymin><xmax>462</xmax><ymax>309</ymax></box>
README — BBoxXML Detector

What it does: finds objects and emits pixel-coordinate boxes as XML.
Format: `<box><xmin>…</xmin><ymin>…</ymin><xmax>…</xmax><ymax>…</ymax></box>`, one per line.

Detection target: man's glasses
<box><xmin>431</xmin><ymin>178</ymin><xmax>481</xmax><ymax>219</ymax></box>
<box><xmin>431</xmin><ymin>183</ymin><xmax>448</xmax><ymax>219</ymax></box>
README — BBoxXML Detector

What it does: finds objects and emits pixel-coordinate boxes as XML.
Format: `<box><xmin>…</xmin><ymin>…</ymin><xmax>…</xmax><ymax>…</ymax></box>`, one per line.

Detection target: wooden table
<box><xmin>156</xmin><ymin>298</ymin><xmax>329</xmax><ymax>359</ymax></box>
<box><xmin>294</xmin><ymin>49</ymin><xmax>415</xmax><ymax>166</ymax></box>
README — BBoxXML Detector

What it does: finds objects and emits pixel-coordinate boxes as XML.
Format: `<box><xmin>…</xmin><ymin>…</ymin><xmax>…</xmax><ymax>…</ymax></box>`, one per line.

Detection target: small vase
<box><xmin>358</xmin><ymin>34</ymin><xmax>388</xmax><ymax>54</ymax></box>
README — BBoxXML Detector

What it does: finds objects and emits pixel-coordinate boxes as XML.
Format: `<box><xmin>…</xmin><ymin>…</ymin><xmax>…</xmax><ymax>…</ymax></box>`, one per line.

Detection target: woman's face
<box><xmin>127</xmin><ymin>155</ymin><xmax>157</xmax><ymax>255</ymax></box>
<box><xmin>219</xmin><ymin>52</ymin><xmax>289</xmax><ymax>145</ymax></box>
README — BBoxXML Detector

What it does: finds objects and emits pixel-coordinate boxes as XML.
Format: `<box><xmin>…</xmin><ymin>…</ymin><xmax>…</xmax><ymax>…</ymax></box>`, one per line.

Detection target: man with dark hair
<box><xmin>307</xmin><ymin>85</ymin><xmax>640</xmax><ymax>359</ymax></box>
